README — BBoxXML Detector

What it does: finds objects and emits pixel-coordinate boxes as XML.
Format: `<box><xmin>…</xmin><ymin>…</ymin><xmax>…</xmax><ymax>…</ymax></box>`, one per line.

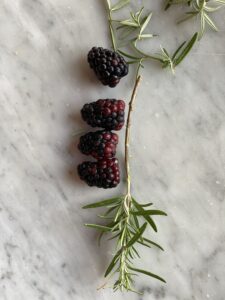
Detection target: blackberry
<box><xmin>81</xmin><ymin>99</ymin><xmax>125</xmax><ymax>131</ymax></box>
<box><xmin>77</xmin><ymin>158</ymin><xmax>120</xmax><ymax>188</ymax></box>
<box><xmin>78</xmin><ymin>130</ymin><xmax>118</xmax><ymax>159</ymax></box>
<box><xmin>87</xmin><ymin>47</ymin><xmax>129</xmax><ymax>87</ymax></box>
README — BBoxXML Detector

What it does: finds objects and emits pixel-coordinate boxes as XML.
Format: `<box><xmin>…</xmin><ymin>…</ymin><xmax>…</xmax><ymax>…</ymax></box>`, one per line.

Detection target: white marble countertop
<box><xmin>1</xmin><ymin>1</ymin><xmax>225</xmax><ymax>299</ymax></box>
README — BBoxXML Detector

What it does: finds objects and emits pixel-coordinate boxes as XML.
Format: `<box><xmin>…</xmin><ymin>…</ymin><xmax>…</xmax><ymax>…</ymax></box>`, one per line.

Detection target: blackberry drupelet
<box><xmin>77</xmin><ymin>158</ymin><xmax>120</xmax><ymax>188</ymax></box>
<box><xmin>81</xmin><ymin>99</ymin><xmax>125</xmax><ymax>131</ymax></box>
<box><xmin>78</xmin><ymin>130</ymin><xmax>118</xmax><ymax>159</ymax></box>
<box><xmin>87</xmin><ymin>47</ymin><xmax>129</xmax><ymax>87</ymax></box>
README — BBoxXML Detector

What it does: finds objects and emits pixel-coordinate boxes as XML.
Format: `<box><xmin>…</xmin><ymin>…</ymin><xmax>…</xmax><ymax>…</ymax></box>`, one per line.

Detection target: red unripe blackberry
<box><xmin>77</xmin><ymin>158</ymin><xmax>120</xmax><ymax>188</ymax></box>
<box><xmin>81</xmin><ymin>99</ymin><xmax>125</xmax><ymax>131</ymax></box>
<box><xmin>87</xmin><ymin>47</ymin><xmax>129</xmax><ymax>87</ymax></box>
<box><xmin>78</xmin><ymin>130</ymin><xmax>118</xmax><ymax>159</ymax></box>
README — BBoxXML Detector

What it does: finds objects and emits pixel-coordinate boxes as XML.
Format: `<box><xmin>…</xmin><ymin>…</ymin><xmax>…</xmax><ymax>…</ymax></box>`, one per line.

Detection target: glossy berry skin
<box><xmin>77</xmin><ymin>158</ymin><xmax>120</xmax><ymax>188</ymax></box>
<box><xmin>87</xmin><ymin>47</ymin><xmax>129</xmax><ymax>87</ymax></box>
<box><xmin>78</xmin><ymin>130</ymin><xmax>118</xmax><ymax>159</ymax></box>
<box><xmin>81</xmin><ymin>99</ymin><xmax>125</xmax><ymax>131</ymax></box>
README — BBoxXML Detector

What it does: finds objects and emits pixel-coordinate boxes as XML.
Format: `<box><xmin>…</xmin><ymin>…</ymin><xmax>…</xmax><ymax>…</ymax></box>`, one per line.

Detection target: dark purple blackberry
<box><xmin>81</xmin><ymin>99</ymin><xmax>125</xmax><ymax>131</ymax></box>
<box><xmin>78</xmin><ymin>130</ymin><xmax>118</xmax><ymax>159</ymax></box>
<box><xmin>87</xmin><ymin>47</ymin><xmax>129</xmax><ymax>87</ymax></box>
<box><xmin>77</xmin><ymin>158</ymin><xmax>120</xmax><ymax>188</ymax></box>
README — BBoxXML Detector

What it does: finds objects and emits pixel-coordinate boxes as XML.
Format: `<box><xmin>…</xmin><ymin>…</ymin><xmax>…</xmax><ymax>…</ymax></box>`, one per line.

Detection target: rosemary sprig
<box><xmin>83</xmin><ymin>193</ymin><xmax>167</xmax><ymax>293</ymax></box>
<box><xmin>82</xmin><ymin>0</ymin><xmax>217</xmax><ymax>293</ymax></box>
<box><xmin>106</xmin><ymin>1</ymin><xmax>198</xmax><ymax>72</ymax></box>
<box><xmin>165</xmin><ymin>0</ymin><xmax>225</xmax><ymax>38</ymax></box>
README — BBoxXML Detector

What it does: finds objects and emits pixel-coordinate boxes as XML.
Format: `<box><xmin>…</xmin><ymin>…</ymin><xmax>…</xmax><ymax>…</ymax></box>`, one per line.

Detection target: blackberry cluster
<box><xmin>87</xmin><ymin>47</ymin><xmax>129</xmax><ymax>87</ymax></box>
<box><xmin>77</xmin><ymin>47</ymin><xmax>127</xmax><ymax>188</ymax></box>
<box><xmin>78</xmin><ymin>158</ymin><xmax>120</xmax><ymax>189</ymax></box>
<box><xmin>78</xmin><ymin>130</ymin><xmax>118</xmax><ymax>160</ymax></box>
<box><xmin>81</xmin><ymin>99</ymin><xmax>125</xmax><ymax>131</ymax></box>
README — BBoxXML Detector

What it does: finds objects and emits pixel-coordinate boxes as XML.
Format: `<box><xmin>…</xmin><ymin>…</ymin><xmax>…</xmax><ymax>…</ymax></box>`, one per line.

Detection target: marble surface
<box><xmin>0</xmin><ymin>0</ymin><xmax>225</xmax><ymax>299</ymax></box>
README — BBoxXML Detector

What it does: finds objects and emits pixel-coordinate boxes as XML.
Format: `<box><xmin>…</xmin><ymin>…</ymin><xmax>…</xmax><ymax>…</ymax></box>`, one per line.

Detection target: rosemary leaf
<box><xmin>132</xmin><ymin>209</ymin><xmax>167</xmax><ymax>216</ymax></box>
<box><xmin>139</xmin><ymin>33</ymin><xmax>154</xmax><ymax>40</ymax></box>
<box><xmin>204</xmin><ymin>12</ymin><xmax>218</xmax><ymax>31</ymax></box>
<box><xmin>139</xmin><ymin>202</ymin><xmax>153</xmax><ymax>207</ymax></box>
<box><xmin>98</xmin><ymin>231</ymin><xmax>105</xmax><ymax>246</ymax></box>
<box><xmin>128</xmin><ymin>267</ymin><xmax>166</xmax><ymax>283</ymax></box>
<box><xmin>118</xmin><ymin>49</ymin><xmax>140</xmax><ymax>59</ymax></box>
<box><xmin>142</xmin><ymin>237</ymin><xmax>164</xmax><ymax>251</ymax></box>
<box><xmin>204</xmin><ymin>5</ymin><xmax>222</xmax><ymax>12</ymax></box>
<box><xmin>108</xmin><ymin>232</ymin><xmax>121</xmax><ymax>241</ymax></box>
<box><xmin>173</xmin><ymin>32</ymin><xmax>198</xmax><ymax>66</ymax></box>
<box><xmin>132</xmin><ymin>198</ymin><xmax>158</xmax><ymax>232</ymax></box>
<box><xmin>131</xmin><ymin>246</ymin><xmax>141</xmax><ymax>258</ymax></box>
<box><xmin>137</xmin><ymin>240</ymin><xmax>152</xmax><ymax>249</ymax></box>
<box><xmin>85</xmin><ymin>224</ymin><xmax>113</xmax><ymax>231</ymax></box>
<box><xmin>126</xmin><ymin>223</ymin><xmax>147</xmax><ymax>248</ymax></box>
<box><xmin>215</xmin><ymin>0</ymin><xmax>225</xmax><ymax>4</ymax></box>
<box><xmin>82</xmin><ymin>197</ymin><xmax>121</xmax><ymax>209</ymax></box>
<box><xmin>104</xmin><ymin>251</ymin><xmax>121</xmax><ymax>277</ymax></box>
<box><xmin>127</xmin><ymin>60</ymin><xmax>140</xmax><ymax>64</ymax></box>
<box><xmin>111</xmin><ymin>0</ymin><xmax>130</xmax><ymax>11</ymax></box>
<box><xmin>103</xmin><ymin>205</ymin><xmax>118</xmax><ymax>216</ymax></box>
<box><xmin>132</xmin><ymin>213</ymin><xmax>140</xmax><ymax>229</ymax></box>
<box><xmin>120</xmin><ymin>20</ymin><xmax>139</xmax><ymax>27</ymax></box>
<box><xmin>177</xmin><ymin>12</ymin><xmax>198</xmax><ymax>25</ymax></box>
<box><xmin>172</xmin><ymin>41</ymin><xmax>186</xmax><ymax>60</ymax></box>
<box><xmin>140</xmin><ymin>12</ymin><xmax>152</xmax><ymax>35</ymax></box>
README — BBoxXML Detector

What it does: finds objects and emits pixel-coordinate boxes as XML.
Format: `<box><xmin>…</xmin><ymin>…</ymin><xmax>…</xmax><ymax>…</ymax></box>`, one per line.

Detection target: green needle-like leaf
<box><xmin>174</xmin><ymin>32</ymin><xmax>198</xmax><ymax>66</ymax></box>
<box><xmin>120</xmin><ymin>20</ymin><xmax>139</xmax><ymax>27</ymax></box>
<box><xmin>132</xmin><ymin>209</ymin><xmax>167</xmax><ymax>216</ymax></box>
<box><xmin>98</xmin><ymin>231</ymin><xmax>105</xmax><ymax>246</ymax></box>
<box><xmin>177</xmin><ymin>11</ymin><xmax>198</xmax><ymax>24</ymax></box>
<box><xmin>162</xmin><ymin>47</ymin><xmax>170</xmax><ymax>57</ymax></box>
<box><xmin>132</xmin><ymin>198</ymin><xmax>158</xmax><ymax>232</ymax></box>
<box><xmin>132</xmin><ymin>214</ymin><xmax>140</xmax><ymax>229</ymax></box>
<box><xmin>139</xmin><ymin>34</ymin><xmax>154</xmax><ymax>40</ymax></box>
<box><xmin>111</xmin><ymin>0</ymin><xmax>130</xmax><ymax>11</ymax></box>
<box><xmin>127</xmin><ymin>60</ymin><xmax>140</xmax><ymax>64</ymax></box>
<box><xmin>85</xmin><ymin>224</ymin><xmax>112</xmax><ymax>232</ymax></box>
<box><xmin>137</xmin><ymin>240</ymin><xmax>152</xmax><ymax>249</ymax></box>
<box><xmin>126</xmin><ymin>223</ymin><xmax>147</xmax><ymax>248</ymax></box>
<box><xmin>105</xmin><ymin>251</ymin><xmax>120</xmax><ymax>277</ymax></box>
<box><xmin>204</xmin><ymin>13</ymin><xmax>218</xmax><ymax>31</ymax></box>
<box><xmin>103</xmin><ymin>206</ymin><xmax>118</xmax><ymax>216</ymax></box>
<box><xmin>172</xmin><ymin>41</ymin><xmax>186</xmax><ymax>60</ymax></box>
<box><xmin>215</xmin><ymin>0</ymin><xmax>225</xmax><ymax>4</ymax></box>
<box><xmin>131</xmin><ymin>246</ymin><xmax>140</xmax><ymax>258</ymax></box>
<box><xmin>200</xmin><ymin>11</ymin><xmax>205</xmax><ymax>38</ymax></box>
<box><xmin>136</xmin><ymin>7</ymin><xmax>144</xmax><ymax>23</ymax></box>
<box><xmin>165</xmin><ymin>0</ymin><xmax>172</xmax><ymax>10</ymax></box>
<box><xmin>128</xmin><ymin>267</ymin><xmax>166</xmax><ymax>283</ymax></box>
<box><xmin>140</xmin><ymin>12</ymin><xmax>152</xmax><ymax>35</ymax></box>
<box><xmin>108</xmin><ymin>232</ymin><xmax>121</xmax><ymax>241</ymax></box>
<box><xmin>142</xmin><ymin>237</ymin><xmax>164</xmax><ymax>251</ymax></box>
<box><xmin>118</xmin><ymin>49</ymin><xmax>140</xmax><ymax>60</ymax></box>
<box><xmin>82</xmin><ymin>197</ymin><xmax>121</xmax><ymax>209</ymax></box>
<box><xmin>140</xmin><ymin>202</ymin><xmax>153</xmax><ymax>207</ymax></box>
<box><xmin>204</xmin><ymin>5</ymin><xmax>222</xmax><ymax>12</ymax></box>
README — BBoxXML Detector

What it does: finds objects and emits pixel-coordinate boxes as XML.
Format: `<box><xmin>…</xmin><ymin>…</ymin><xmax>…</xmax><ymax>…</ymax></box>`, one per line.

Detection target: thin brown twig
<box><xmin>124</xmin><ymin>75</ymin><xmax>142</xmax><ymax>197</ymax></box>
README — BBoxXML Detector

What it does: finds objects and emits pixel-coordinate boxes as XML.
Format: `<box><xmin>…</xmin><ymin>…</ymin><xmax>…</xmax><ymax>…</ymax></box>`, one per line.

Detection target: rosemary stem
<box><xmin>125</xmin><ymin>73</ymin><xmax>142</xmax><ymax>197</ymax></box>
<box><xmin>106</xmin><ymin>1</ymin><xmax>117</xmax><ymax>51</ymax></box>
<box><xmin>109</xmin><ymin>11</ymin><xmax>117</xmax><ymax>51</ymax></box>
<box><xmin>120</xmin><ymin>71</ymin><xmax>142</xmax><ymax>284</ymax></box>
